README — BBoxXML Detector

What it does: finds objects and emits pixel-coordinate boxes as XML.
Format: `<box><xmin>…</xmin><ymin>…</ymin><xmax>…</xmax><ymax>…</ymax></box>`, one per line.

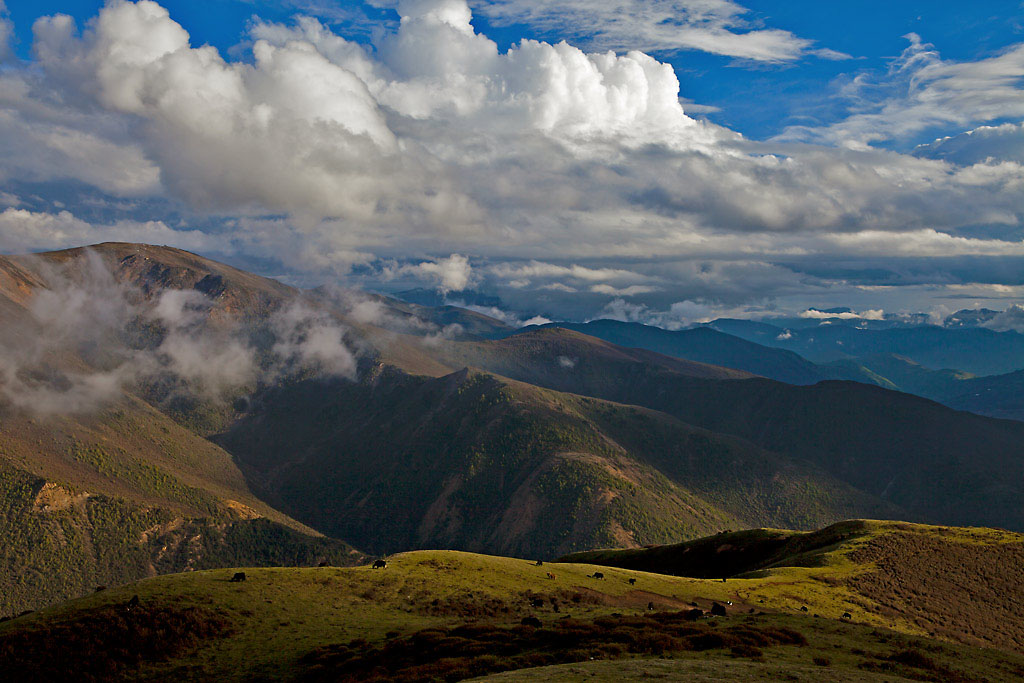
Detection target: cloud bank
<box><xmin>0</xmin><ymin>0</ymin><xmax>1020</xmax><ymax>321</ymax></box>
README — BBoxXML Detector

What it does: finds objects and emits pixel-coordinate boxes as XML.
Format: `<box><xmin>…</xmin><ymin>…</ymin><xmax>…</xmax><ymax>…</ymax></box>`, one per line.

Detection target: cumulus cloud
<box><xmin>0</xmin><ymin>0</ymin><xmax>1020</xmax><ymax>321</ymax></box>
<box><xmin>596</xmin><ymin>297</ymin><xmax>716</xmax><ymax>330</ymax></box>
<box><xmin>0</xmin><ymin>207</ymin><xmax>217</xmax><ymax>254</ymax></box>
<box><xmin>915</xmin><ymin>123</ymin><xmax>1024</xmax><ymax>165</ymax></box>
<box><xmin>383</xmin><ymin>253</ymin><xmax>474</xmax><ymax>292</ymax></box>
<box><xmin>983</xmin><ymin>305</ymin><xmax>1024</xmax><ymax>334</ymax></box>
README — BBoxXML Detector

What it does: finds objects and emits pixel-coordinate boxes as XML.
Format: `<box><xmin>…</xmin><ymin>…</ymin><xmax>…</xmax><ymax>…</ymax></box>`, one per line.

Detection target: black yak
<box><xmin>373</xmin><ymin>559</ymin><xmax>387</xmax><ymax>569</ymax></box>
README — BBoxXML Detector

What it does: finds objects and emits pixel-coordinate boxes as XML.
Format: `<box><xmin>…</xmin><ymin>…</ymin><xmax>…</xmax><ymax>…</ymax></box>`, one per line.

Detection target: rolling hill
<box><xmin>1</xmin><ymin>520</ymin><xmax>1022</xmax><ymax>681</ymax></box>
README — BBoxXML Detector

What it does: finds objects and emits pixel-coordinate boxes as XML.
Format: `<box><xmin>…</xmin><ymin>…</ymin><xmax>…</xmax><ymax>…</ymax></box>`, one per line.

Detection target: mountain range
<box><xmin>512</xmin><ymin>318</ymin><xmax>1024</xmax><ymax>421</ymax></box>
<box><xmin>1</xmin><ymin>243</ymin><xmax>1024</xmax><ymax>618</ymax></box>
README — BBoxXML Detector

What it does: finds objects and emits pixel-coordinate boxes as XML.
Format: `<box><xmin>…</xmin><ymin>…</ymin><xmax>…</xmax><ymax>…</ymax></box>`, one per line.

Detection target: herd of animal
<box><xmin>88</xmin><ymin>556</ymin><xmax>857</xmax><ymax>632</ymax></box>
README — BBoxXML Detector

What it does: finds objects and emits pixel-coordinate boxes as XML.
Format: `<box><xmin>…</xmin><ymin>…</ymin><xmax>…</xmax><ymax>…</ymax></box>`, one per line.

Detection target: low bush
<box><xmin>0</xmin><ymin>602</ymin><xmax>233</xmax><ymax>681</ymax></box>
<box><xmin>299</xmin><ymin>611</ymin><xmax>806</xmax><ymax>682</ymax></box>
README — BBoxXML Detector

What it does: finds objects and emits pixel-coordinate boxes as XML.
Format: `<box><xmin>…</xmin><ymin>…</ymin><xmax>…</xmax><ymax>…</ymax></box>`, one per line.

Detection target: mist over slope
<box><xmin>2</xmin><ymin>243</ymin><xmax>1024</xmax><ymax>615</ymax></box>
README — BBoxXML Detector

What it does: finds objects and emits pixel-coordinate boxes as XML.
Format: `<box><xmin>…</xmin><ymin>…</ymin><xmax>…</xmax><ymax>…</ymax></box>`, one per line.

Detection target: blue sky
<box><xmin>9</xmin><ymin>0</ymin><xmax>1019</xmax><ymax>144</ymax></box>
<box><xmin>0</xmin><ymin>0</ymin><xmax>1022</xmax><ymax>325</ymax></box>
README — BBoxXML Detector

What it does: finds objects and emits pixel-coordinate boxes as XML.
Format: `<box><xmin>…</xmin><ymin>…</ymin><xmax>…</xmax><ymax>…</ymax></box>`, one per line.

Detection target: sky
<box><xmin>0</xmin><ymin>0</ymin><xmax>1022</xmax><ymax>326</ymax></box>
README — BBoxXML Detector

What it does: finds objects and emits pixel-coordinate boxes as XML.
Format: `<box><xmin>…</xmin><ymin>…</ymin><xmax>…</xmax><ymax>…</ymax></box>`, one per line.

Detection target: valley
<box><xmin>1</xmin><ymin>243</ymin><xmax>1023</xmax><ymax>681</ymax></box>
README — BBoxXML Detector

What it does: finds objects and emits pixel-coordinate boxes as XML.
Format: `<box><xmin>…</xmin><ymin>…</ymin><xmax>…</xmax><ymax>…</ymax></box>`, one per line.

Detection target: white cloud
<box><xmin>379</xmin><ymin>253</ymin><xmax>474</xmax><ymax>292</ymax></box>
<box><xmin>983</xmin><ymin>304</ymin><xmax>1024</xmax><ymax>333</ymax></box>
<box><xmin>915</xmin><ymin>123</ymin><xmax>1024</xmax><ymax>165</ymax></box>
<box><xmin>0</xmin><ymin>0</ymin><xmax>1020</xmax><ymax>320</ymax></box>
<box><xmin>782</xmin><ymin>35</ymin><xmax>1024</xmax><ymax>150</ymax></box>
<box><xmin>595</xmin><ymin>297</ymin><xmax>715</xmax><ymax>330</ymax></box>
<box><xmin>589</xmin><ymin>284</ymin><xmax>661</xmax><ymax>296</ymax></box>
<box><xmin>799</xmin><ymin>308</ymin><xmax>885</xmax><ymax>321</ymax></box>
<box><xmin>472</xmin><ymin>0</ymin><xmax>832</xmax><ymax>63</ymax></box>
<box><xmin>0</xmin><ymin>207</ymin><xmax>218</xmax><ymax>254</ymax></box>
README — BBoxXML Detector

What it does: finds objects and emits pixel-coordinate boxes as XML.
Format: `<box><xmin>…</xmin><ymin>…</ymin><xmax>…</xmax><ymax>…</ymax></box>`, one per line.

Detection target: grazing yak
<box><xmin>125</xmin><ymin>596</ymin><xmax>140</xmax><ymax>613</ymax></box>
<box><xmin>521</xmin><ymin>616</ymin><xmax>542</xmax><ymax>628</ymax></box>
<box><xmin>647</xmin><ymin>601</ymin><xmax>654</xmax><ymax>611</ymax></box>
<box><xmin>530</xmin><ymin>597</ymin><xmax>545</xmax><ymax>608</ymax></box>
<box><xmin>372</xmin><ymin>559</ymin><xmax>388</xmax><ymax>569</ymax></box>
<box><xmin>627</xmin><ymin>578</ymin><xmax>636</xmax><ymax>586</ymax></box>
<box><xmin>710</xmin><ymin>602</ymin><xmax>727</xmax><ymax>616</ymax></box>
<box><xmin>683</xmin><ymin>608</ymin><xmax>704</xmax><ymax>621</ymax></box>
<box><xmin>842</xmin><ymin>612</ymin><xmax>853</xmax><ymax>620</ymax></box>
<box><xmin>230</xmin><ymin>572</ymin><xmax>247</xmax><ymax>582</ymax></box>
<box><xmin>546</xmin><ymin>572</ymin><xmax>556</xmax><ymax>580</ymax></box>
<box><xmin>590</xmin><ymin>572</ymin><xmax>604</xmax><ymax>580</ymax></box>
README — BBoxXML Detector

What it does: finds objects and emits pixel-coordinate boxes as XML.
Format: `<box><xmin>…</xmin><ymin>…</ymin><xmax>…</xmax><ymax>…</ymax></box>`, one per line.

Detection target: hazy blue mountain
<box><xmin>706</xmin><ymin>319</ymin><xmax>1024</xmax><ymax>376</ymax></box>
<box><xmin>515</xmin><ymin>319</ymin><xmax>824</xmax><ymax>385</ymax></box>
<box><xmin>438</xmin><ymin>328</ymin><xmax>1024</xmax><ymax>532</ymax></box>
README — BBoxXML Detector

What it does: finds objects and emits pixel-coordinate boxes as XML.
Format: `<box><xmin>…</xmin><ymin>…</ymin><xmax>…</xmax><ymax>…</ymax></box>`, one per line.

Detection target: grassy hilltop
<box><xmin>1</xmin><ymin>520</ymin><xmax>1022</xmax><ymax>681</ymax></box>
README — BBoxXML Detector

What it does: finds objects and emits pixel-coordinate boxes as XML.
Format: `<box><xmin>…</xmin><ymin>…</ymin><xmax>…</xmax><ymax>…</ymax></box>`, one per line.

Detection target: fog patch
<box><xmin>0</xmin><ymin>251</ymin><xmax>359</xmax><ymax>416</ymax></box>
